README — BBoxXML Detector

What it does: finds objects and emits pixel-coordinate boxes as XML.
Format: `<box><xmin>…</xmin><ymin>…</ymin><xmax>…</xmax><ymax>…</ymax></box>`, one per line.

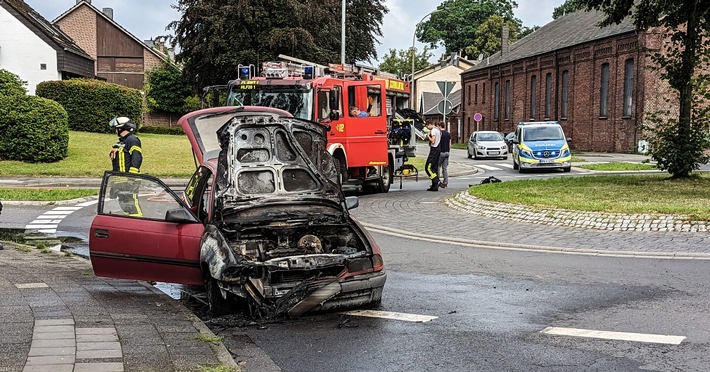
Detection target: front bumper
<box><xmin>476</xmin><ymin>148</ymin><xmax>508</xmax><ymax>158</ymax></box>
<box><xmin>519</xmin><ymin>157</ymin><xmax>571</xmax><ymax>169</ymax></box>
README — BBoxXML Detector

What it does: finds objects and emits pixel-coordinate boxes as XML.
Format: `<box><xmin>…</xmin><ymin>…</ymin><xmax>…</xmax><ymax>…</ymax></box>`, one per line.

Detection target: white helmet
<box><xmin>109</xmin><ymin>116</ymin><xmax>136</xmax><ymax>132</ymax></box>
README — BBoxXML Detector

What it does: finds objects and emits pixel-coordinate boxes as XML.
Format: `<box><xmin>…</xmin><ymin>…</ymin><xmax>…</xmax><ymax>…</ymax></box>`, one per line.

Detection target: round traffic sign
<box><xmin>473</xmin><ymin>112</ymin><xmax>483</xmax><ymax>121</ymax></box>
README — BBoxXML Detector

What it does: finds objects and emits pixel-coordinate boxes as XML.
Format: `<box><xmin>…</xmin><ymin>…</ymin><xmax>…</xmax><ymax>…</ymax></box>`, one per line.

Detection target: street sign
<box><xmin>436</xmin><ymin>81</ymin><xmax>456</xmax><ymax>98</ymax></box>
<box><xmin>437</xmin><ymin>99</ymin><xmax>453</xmax><ymax>115</ymax></box>
<box><xmin>473</xmin><ymin>112</ymin><xmax>482</xmax><ymax>121</ymax></box>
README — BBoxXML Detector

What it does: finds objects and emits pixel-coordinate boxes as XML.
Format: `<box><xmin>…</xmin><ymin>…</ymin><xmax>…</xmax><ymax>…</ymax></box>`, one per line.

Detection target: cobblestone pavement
<box><xmin>350</xmin><ymin>187</ymin><xmax>710</xmax><ymax>257</ymax></box>
<box><xmin>0</xmin><ymin>244</ymin><xmax>237</xmax><ymax>372</ymax></box>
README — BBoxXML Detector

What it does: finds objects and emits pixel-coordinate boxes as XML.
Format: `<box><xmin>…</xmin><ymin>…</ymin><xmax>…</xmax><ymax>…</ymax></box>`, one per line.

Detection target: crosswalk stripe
<box><xmin>541</xmin><ymin>327</ymin><xmax>686</xmax><ymax>345</ymax></box>
<box><xmin>342</xmin><ymin>310</ymin><xmax>438</xmax><ymax>323</ymax></box>
<box><xmin>496</xmin><ymin>163</ymin><xmax>514</xmax><ymax>169</ymax></box>
<box><xmin>475</xmin><ymin>164</ymin><xmax>500</xmax><ymax>170</ymax></box>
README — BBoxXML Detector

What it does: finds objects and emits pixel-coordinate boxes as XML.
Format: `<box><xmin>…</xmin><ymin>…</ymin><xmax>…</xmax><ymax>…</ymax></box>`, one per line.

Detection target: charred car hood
<box><xmin>211</xmin><ymin>111</ymin><xmax>345</xmax><ymax>222</ymax></box>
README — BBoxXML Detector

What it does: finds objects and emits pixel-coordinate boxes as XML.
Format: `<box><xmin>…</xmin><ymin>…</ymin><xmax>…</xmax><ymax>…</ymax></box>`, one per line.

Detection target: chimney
<box><xmin>501</xmin><ymin>26</ymin><xmax>510</xmax><ymax>56</ymax></box>
<box><xmin>102</xmin><ymin>7</ymin><xmax>113</xmax><ymax>20</ymax></box>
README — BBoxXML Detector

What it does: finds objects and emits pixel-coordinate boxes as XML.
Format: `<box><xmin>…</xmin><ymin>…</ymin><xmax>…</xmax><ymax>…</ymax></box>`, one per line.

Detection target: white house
<box><xmin>0</xmin><ymin>0</ymin><xmax>93</xmax><ymax>94</ymax></box>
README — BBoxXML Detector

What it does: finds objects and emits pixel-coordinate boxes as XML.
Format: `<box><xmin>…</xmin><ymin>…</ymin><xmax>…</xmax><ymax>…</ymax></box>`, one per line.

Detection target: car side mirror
<box><xmin>566</xmin><ymin>137</ymin><xmax>572</xmax><ymax>142</ymax></box>
<box><xmin>165</xmin><ymin>208</ymin><xmax>199</xmax><ymax>223</ymax></box>
<box><xmin>329</xmin><ymin>110</ymin><xmax>340</xmax><ymax>121</ymax></box>
<box><xmin>345</xmin><ymin>196</ymin><xmax>359</xmax><ymax>210</ymax></box>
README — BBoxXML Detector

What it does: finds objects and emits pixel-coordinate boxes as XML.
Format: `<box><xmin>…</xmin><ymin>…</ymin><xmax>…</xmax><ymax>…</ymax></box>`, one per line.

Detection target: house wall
<box><xmin>0</xmin><ymin>6</ymin><xmax>60</xmax><ymax>94</ymax></box>
<box><xmin>462</xmin><ymin>32</ymin><xmax>646</xmax><ymax>153</ymax></box>
<box><xmin>54</xmin><ymin>4</ymin><xmax>97</xmax><ymax>60</ymax></box>
<box><xmin>414</xmin><ymin>66</ymin><xmax>465</xmax><ymax>112</ymax></box>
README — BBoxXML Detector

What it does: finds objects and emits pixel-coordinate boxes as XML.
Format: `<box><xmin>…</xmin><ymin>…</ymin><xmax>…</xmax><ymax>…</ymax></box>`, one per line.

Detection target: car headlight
<box><xmin>521</xmin><ymin>149</ymin><xmax>533</xmax><ymax>157</ymax></box>
<box><xmin>500</xmin><ymin>145</ymin><xmax>507</xmax><ymax>150</ymax></box>
<box><xmin>478</xmin><ymin>146</ymin><xmax>486</xmax><ymax>150</ymax></box>
<box><xmin>561</xmin><ymin>148</ymin><xmax>570</xmax><ymax>157</ymax></box>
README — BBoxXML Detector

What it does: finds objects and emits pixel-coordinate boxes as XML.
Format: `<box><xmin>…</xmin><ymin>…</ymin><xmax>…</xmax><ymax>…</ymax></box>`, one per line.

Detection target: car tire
<box><xmin>513</xmin><ymin>158</ymin><xmax>519</xmax><ymax>170</ymax></box>
<box><xmin>563</xmin><ymin>166</ymin><xmax>571</xmax><ymax>172</ymax></box>
<box><xmin>207</xmin><ymin>276</ymin><xmax>231</xmax><ymax>316</ymax></box>
<box><xmin>376</xmin><ymin>163</ymin><xmax>393</xmax><ymax>193</ymax></box>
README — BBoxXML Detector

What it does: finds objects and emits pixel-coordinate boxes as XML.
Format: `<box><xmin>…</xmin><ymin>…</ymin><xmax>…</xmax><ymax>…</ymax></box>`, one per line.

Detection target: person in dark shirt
<box><xmin>438</xmin><ymin>122</ymin><xmax>451</xmax><ymax>188</ymax></box>
<box><xmin>108</xmin><ymin>117</ymin><xmax>143</xmax><ymax>217</ymax></box>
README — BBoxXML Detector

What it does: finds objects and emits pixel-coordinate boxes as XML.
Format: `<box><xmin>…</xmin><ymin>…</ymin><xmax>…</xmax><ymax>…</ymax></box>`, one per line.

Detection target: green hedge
<box><xmin>0</xmin><ymin>69</ymin><xmax>27</xmax><ymax>97</ymax></box>
<box><xmin>0</xmin><ymin>95</ymin><xmax>69</xmax><ymax>163</ymax></box>
<box><xmin>138</xmin><ymin>125</ymin><xmax>185</xmax><ymax>135</ymax></box>
<box><xmin>36</xmin><ymin>79</ymin><xmax>142</xmax><ymax>133</ymax></box>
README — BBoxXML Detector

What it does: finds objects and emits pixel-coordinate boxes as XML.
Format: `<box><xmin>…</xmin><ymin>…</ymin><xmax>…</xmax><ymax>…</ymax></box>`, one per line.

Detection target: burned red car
<box><xmin>89</xmin><ymin>107</ymin><xmax>386</xmax><ymax>318</ymax></box>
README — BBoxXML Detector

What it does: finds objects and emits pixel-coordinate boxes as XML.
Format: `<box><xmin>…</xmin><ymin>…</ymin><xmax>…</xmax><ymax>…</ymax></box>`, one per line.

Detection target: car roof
<box><xmin>517</xmin><ymin>121</ymin><xmax>560</xmax><ymax>127</ymax></box>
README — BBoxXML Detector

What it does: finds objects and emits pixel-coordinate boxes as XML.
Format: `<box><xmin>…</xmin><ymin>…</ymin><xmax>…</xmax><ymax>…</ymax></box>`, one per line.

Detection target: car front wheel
<box><xmin>207</xmin><ymin>276</ymin><xmax>231</xmax><ymax>316</ymax></box>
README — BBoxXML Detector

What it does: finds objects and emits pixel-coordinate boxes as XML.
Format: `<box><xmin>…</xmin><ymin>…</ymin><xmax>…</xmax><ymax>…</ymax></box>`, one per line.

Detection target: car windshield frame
<box><xmin>475</xmin><ymin>132</ymin><xmax>504</xmax><ymax>142</ymax></box>
<box><xmin>521</xmin><ymin>126</ymin><xmax>565</xmax><ymax>141</ymax></box>
<box><xmin>227</xmin><ymin>85</ymin><xmax>314</xmax><ymax>120</ymax></box>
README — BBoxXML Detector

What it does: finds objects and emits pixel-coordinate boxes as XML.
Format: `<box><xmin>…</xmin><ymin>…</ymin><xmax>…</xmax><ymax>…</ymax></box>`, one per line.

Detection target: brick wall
<box><xmin>54</xmin><ymin>5</ymin><xmax>97</xmax><ymax>61</ymax></box>
<box><xmin>462</xmin><ymin>32</ymin><xmax>649</xmax><ymax>153</ymax></box>
<box><xmin>143</xmin><ymin>111</ymin><xmax>182</xmax><ymax>127</ymax></box>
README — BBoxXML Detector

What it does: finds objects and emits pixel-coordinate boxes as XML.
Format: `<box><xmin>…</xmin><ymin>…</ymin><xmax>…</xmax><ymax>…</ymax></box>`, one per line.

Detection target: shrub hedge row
<box><xmin>138</xmin><ymin>125</ymin><xmax>185</xmax><ymax>135</ymax></box>
<box><xmin>36</xmin><ymin>79</ymin><xmax>142</xmax><ymax>133</ymax></box>
<box><xmin>0</xmin><ymin>95</ymin><xmax>69</xmax><ymax>163</ymax></box>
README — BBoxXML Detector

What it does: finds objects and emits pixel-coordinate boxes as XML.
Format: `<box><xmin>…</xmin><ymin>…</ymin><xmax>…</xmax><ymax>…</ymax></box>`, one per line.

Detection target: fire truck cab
<box><xmin>222</xmin><ymin>57</ymin><xmax>416</xmax><ymax>193</ymax></box>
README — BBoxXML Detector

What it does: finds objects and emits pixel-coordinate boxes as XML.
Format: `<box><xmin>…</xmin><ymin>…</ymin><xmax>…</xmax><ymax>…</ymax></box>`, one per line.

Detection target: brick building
<box><xmin>461</xmin><ymin>10</ymin><xmax>668</xmax><ymax>153</ymax></box>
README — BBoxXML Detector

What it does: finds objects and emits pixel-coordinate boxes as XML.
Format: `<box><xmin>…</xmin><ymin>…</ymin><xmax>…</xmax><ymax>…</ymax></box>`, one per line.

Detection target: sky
<box><xmin>24</xmin><ymin>0</ymin><xmax>565</xmax><ymax>65</ymax></box>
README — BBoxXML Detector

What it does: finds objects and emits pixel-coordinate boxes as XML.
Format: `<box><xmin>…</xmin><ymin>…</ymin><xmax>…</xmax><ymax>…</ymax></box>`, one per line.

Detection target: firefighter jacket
<box><xmin>112</xmin><ymin>133</ymin><xmax>143</xmax><ymax>173</ymax></box>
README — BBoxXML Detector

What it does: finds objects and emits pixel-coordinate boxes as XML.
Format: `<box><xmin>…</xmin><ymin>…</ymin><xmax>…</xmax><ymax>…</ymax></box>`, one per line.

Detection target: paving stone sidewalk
<box><xmin>0</xmin><ymin>243</ymin><xmax>238</xmax><ymax>372</ymax></box>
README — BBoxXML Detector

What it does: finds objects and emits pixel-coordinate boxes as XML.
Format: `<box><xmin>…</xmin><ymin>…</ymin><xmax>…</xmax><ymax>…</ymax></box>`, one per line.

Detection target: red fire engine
<box><xmin>221</xmin><ymin>55</ymin><xmax>420</xmax><ymax>193</ymax></box>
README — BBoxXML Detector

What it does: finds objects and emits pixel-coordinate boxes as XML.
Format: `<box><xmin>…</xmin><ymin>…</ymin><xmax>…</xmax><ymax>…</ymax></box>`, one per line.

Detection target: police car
<box><xmin>511</xmin><ymin>121</ymin><xmax>572</xmax><ymax>173</ymax></box>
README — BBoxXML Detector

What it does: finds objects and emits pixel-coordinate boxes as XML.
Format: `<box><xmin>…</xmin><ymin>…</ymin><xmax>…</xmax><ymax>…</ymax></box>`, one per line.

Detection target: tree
<box><xmin>168</xmin><ymin>0</ymin><xmax>387</xmax><ymax>90</ymax></box>
<box><xmin>417</xmin><ymin>0</ymin><xmax>523</xmax><ymax>60</ymax></box>
<box><xmin>576</xmin><ymin>0</ymin><xmax>710</xmax><ymax>178</ymax></box>
<box><xmin>378</xmin><ymin>47</ymin><xmax>433</xmax><ymax>78</ymax></box>
<box><xmin>552</xmin><ymin>0</ymin><xmax>583</xmax><ymax>19</ymax></box>
<box><xmin>465</xmin><ymin>15</ymin><xmax>521</xmax><ymax>58</ymax></box>
<box><xmin>145</xmin><ymin>64</ymin><xmax>193</xmax><ymax>114</ymax></box>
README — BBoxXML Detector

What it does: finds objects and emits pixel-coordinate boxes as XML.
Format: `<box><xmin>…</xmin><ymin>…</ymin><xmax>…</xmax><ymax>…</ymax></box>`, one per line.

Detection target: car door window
<box><xmin>101</xmin><ymin>172</ymin><xmax>189</xmax><ymax>222</ymax></box>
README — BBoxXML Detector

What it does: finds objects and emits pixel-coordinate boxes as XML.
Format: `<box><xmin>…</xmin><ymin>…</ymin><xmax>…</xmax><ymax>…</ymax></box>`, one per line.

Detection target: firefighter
<box><xmin>108</xmin><ymin>117</ymin><xmax>143</xmax><ymax>217</ymax></box>
<box><xmin>424</xmin><ymin>121</ymin><xmax>441</xmax><ymax>191</ymax></box>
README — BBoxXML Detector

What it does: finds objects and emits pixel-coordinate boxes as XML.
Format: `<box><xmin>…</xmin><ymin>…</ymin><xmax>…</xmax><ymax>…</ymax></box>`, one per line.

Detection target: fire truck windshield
<box><xmin>227</xmin><ymin>85</ymin><xmax>313</xmax><ymax>120</ymax></box>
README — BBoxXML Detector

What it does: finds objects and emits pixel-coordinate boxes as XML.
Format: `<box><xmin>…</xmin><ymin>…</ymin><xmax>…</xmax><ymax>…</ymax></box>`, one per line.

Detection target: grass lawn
<box><xmin>577</xmin><ymin>162</ymin><xmax>657</xmax><ymax>171</ymax></box>
<box><xmin>469</xmin><ymin>174</ymin><xmax>710</xmax><ymax>220</ymax></box>
<box><xmin>0</xmin><ymin>131</ymin><xmax>197</xmax><ymax>178</ymax></box>
<box><xmin>0</xmin><ymin>188</ymin><xmax>98</xmax><ymax>201</ymax></box>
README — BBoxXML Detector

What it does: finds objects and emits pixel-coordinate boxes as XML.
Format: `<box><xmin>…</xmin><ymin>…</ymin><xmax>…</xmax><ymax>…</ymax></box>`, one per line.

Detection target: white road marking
<box><xmin>35</xmin><ymin>215</ymin><xmax>65</xmax><ymax>219</ymax></box>
<box><xmin>25</xmin><ymin>224</ymin><xmax>60</xmax><ymax>229</ymax></box>
<box><xmin>52</xmin><ymin>207</ymin><xmax>83</xmax><ymax>211</ymax></box>
<box><xmin>541</xmin><ymin>327</ymin><xmax>686</xmax><ymax>345</ymax></box>
<box><xmin>76</xmin><ymin>200</ymin><xmax>99</xmax><ymax>207</ymax></box>
<box><xmin>341</xmin><ymin>310</ymin><xmax>438</xmax><ymax>323</ymax></box>
<box><xmin>475</xmin><ymin>164</ymin><xmax>500</xmax><ymax>171</ymax></box>
<box><xmin>42</xmin><ymin>211</ymin><xmax>73</xmax><ymax>215</ymax></box>
<box><xmin>496</xmin><ymin>163</ymin><xmax>514</xmax><ymax>169</ymax></box>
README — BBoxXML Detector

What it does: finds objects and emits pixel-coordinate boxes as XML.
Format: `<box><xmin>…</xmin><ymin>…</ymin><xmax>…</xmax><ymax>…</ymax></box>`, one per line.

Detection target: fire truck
<box><xmin>218</xmin><ymin>55</ymin><xmax>422</xmax><ymax>193</ymax></box>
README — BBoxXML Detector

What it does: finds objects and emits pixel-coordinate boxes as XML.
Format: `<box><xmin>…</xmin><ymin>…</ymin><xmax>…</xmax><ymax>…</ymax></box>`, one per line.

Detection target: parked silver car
<box><xmin>467</xmin><ymin>131</ymin><xmax>508</xmax><ymax>160</ymax></box>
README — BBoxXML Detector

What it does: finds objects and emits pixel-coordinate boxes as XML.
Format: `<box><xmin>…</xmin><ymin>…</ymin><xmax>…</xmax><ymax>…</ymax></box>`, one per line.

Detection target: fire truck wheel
<box><xmin>377</xmin><ymin>163</ymin><xmax>393</xmax><ymax>193</ymax></box>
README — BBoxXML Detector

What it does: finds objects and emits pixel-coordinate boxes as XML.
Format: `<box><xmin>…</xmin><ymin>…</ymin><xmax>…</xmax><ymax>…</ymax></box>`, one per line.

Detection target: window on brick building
<box><xmin>561</xmin><ymin>70</ymin><xmax>569</xmax><ymax>119</ymax></box>
<box><xmin>545</xmin><ymin>73</ymin><xmax>552</xmax><ymax>119</ymax></box>
<box><xmin>482</xmin><ymin>83</ymin><xmax>486</xmax><ymax>103</ymax></box>
<box><xmin>505</xmin><ymin>80</ymin><xmax>511</xmax><ymax>120</ymax></box>
<box><xmin>600</xmin><ymin>63</ymin><xmax>609</xmax><ymax>117</ymax></box>
<box><xmin>530</xmin><ymin>75</ymin><xmax>537</xmax><ymax>119</ymax></box>
<box><xmin>494</xmin><ymin>82</ymin><xmax>500</xmax><ymax>121</ymax></box>
<box><xmin>467</xmin><ymin>86</ymin><xmax>471</xmax><ymax>105</ymax></box>
<box><xmin>545</xmin><ymin>73</ymin><xmax>552</xmax><ymax>120</ymax></box>
<box><xmin>623</xmin><ymin>59</ymin><xmax>634</xmax><ymax>117</ymax></box>
<box><xmin>474</xmin><ymin>84</ymin><xmax>478</xmax><ymax>104</ymax></box>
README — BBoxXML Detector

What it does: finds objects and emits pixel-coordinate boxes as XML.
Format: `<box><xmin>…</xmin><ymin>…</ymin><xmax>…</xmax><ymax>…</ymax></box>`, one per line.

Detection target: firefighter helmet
<box><xmin>109</xmin><ymin>116</ymin><xmax>136</xmax><ymax>133</ymax></box>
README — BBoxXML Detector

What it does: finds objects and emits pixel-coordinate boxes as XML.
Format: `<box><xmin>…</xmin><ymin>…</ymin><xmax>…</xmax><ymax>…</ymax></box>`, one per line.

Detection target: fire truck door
<box><xmin>343</xmin><ymin>82</ymin><xmax>388</xmax><ymax>168</ymax></box>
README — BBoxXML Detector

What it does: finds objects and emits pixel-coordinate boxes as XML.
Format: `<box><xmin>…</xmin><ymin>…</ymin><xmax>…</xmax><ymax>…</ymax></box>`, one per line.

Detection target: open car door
<box><xmin>89</xmin><ymin>171</ymin><xmax>204</xmax><ymax>285</ymax></box>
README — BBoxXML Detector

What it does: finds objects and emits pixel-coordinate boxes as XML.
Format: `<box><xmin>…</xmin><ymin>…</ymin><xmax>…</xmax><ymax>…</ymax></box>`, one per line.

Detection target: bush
<box><xmin>138</xmin><ymin>125</ymin><xmax>185</xmax><ymax>135</ymax></box>
<box><xmin>0</xmin><ymin>95</ymin><xmax>69</xmax><ymax>162</ymax></box>
<box><xmin>36</xmin><ymin>79</ymin><xmax>142</xmax><ymax>133</ymax></box>
<box><xmin>0</xmin><ymin>69</ymin><xmax>27</xmax><ymax>97</ymax></box>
